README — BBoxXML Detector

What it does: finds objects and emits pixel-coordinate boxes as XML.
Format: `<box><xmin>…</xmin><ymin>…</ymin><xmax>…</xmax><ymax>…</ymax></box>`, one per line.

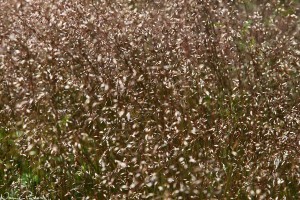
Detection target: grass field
<box><xmin>0</xmin><ymin>0</ymin><xmax>299</xmax><ymax>199</ymax></box>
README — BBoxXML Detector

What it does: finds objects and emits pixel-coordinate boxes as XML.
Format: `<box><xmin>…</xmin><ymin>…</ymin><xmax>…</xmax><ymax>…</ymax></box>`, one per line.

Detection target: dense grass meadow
<box><xmin>0</xmin><ymin>0</ymin><xmax>299</xmax><ymax>199</ymax></box>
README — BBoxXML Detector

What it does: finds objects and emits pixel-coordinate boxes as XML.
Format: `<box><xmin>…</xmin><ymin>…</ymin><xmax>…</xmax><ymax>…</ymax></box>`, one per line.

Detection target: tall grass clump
<box><xmin>0</xmin><ymin>0</ymin><xmax>299</xmax><ymax>199</ymax></box>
